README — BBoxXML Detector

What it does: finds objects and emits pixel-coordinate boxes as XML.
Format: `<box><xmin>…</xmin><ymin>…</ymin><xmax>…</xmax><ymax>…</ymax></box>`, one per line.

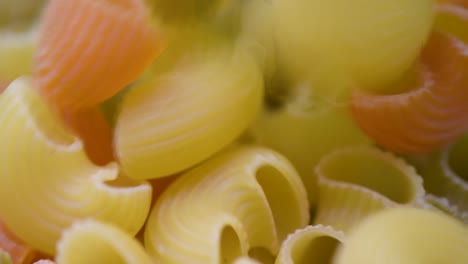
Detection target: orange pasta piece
<box><xmin>33</xmin><ymin>0</ymin><xmax>162</xmax><ymax>112</ymax></box>
<box><xmin>351</xmin><ymin>30</ymin><xmax>468</xmax><ymax>154</ymax></box>
<box><xmin>61</xmin><ymin>107</ymin><xmax>114</xmax><ymax>165</ymax></box>
<box><xmin>0</xmin><ymin>220</ymin><xmax>35</xmax><ymax>264</ymax></box>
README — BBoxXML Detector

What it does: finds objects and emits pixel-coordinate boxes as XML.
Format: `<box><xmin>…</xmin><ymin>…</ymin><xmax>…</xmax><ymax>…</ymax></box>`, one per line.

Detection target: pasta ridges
<box><xmin>33</xmin><ymin>0</ymin><xmax>162</xmax><ymax>112</ymax></box>
<box><xmin>0</xmin><ymin>78</ymin><xmax>152</xmax><ymax>254</ymax></box>
<box><xmin>351</xmin><ymin>30</ymin><xmax>468</xmax><ymax>154</ymax></box>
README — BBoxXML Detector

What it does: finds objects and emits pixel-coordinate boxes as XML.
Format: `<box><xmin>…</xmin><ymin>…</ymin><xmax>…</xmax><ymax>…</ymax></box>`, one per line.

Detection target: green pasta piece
<box><xmin>275</xmin><ymin>225</ymin><xmax>345</xmax><ymax>264</ymax></box>
<box><xmin>144</xmin><ymin>145</ymin><xmax>309</xmax><ymax>263</ymax></box>
<box><xmin>412</xmin><ymin>134</ymin><xmax>468</xmax><ymax>223</ymax></box>
<box><xmin>313</xmin><ymin>146</ymin><xmax>426</xmax><ymax>232</ymax></box>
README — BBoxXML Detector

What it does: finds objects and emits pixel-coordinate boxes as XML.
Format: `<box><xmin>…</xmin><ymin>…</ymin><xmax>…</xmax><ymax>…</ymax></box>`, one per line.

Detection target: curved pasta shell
<box><xmin>33</xmin><ymin>0</ymin><xmax>162</xmax><ymax>111</ymax></box>
<box><xmin>273</xmin><ymin>0</ymin><xmax>435</xmax><ymax>92</ymax></box>
<box><xmin>116</xmin><ymin>48</ymin><xmax>264</xmax><ymax>180</ymax></box>
<box><xmin>55</xmin><ymin>220</ymin><xmax>153</xmax><ymax>264</ymax></box>
<box><xmin>247</xmin><ymin>96</ymin><xmax>371</xmax><ymax>207</ymax></box>
<box><xmin>144</xmin><ymin>146</ymin><xmax>309</xmax><ymax>263</ymax></box>
<box><xmin>314</xmin><ymin>146</ymin><xmax>426</xmax><ymax>232</ymax></box>
<box><xmin>0</xmin><ymin>220</ymin><xmax>35</xmax><ymax>264</ymax></box>
<box><xmin>333</xmin><ymin>207</ymin><xmax>468</xmax><ymax>264</ymax></box>
<box><xmin>351</xmin><ymin>31</ymin><xmax>468</xmax><ymax>154</ymax></box>
<box><xmin>415</xmin><ymin>134</ymin><xmax>468</xmax><ymax>222</ymax></box>
<box><xmin>275</xmin><ymin>225</ymin><xmax>345</xmax><ymax>264</ymax></box>
<box><xmin>60</xmin><ymin>107</ymin><xmax>114</xmax><ymax>166</ymax></box>
<box><xmin>0</xmin><ymin>77</ymin><xmax>152</xmax><ymax>255</ymax></box>
<box><xmin>0</xmin><ymin>25</ymin><xmax>37</xmax><ymax>81</ymax></box>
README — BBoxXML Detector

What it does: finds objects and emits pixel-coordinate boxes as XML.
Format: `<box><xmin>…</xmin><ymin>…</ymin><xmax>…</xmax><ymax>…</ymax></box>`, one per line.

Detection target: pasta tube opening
<box><xmin>275</xmin><ymin>225</ymin><xmax>345</xmax><ymax>264</ymax></box>
<box><xmin>219</xmin><ymin>225</ymin><xmax>243</xmax><ymax>264</ymax></box>
<box><xmin>317</xmin><ymin>147</ymin><xmax>419</xmax><ymax>204</ymax></box>
<box><xmin>256</xmin><ymin>165</ymin><xmax>305</xmax><ymax>241</ymax></box>
<box><xmin>314</xmin><ymin>146</ymin><xmax>425</xmax><ymax>231</ymax></box>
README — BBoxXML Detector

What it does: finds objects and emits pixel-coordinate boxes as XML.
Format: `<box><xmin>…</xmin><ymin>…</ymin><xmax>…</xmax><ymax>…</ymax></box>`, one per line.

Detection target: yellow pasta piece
<box><xmin>55</xmin><ymin>220</ymin><xmax>153</xmax><ymax>264</ymax></box>
<box><xmin>333</xmin><ymin>207</ymin><xmax>468</xmax><ymax>264</ymax></box>
<box><xmin>273</xmin><ymin>0</ymin><xmax>435</xmax><ymax>93</ymax></box>
<box><xmin>116</xmin><ymin>46</ymin><xmax>264</xmax><ymax>180</ymax></box>
<box><xmin>247</xmin><ymin>94</ymin><xmax>371</xmax><ymax>206</ymax></box>
<box><xmin>0</xmin><ymin>249</ymin><xmax>12</xmax><ymax>264</ymax></box>
<box><xmin>237</xmin><ymin>0</ymin><xmax>275</xmax><ymax>80</ymax></box>
<box><xmin>275</xmin><ymin>225</ymin><xmax>345</xmax><ymax>264</ymax></box>
<box><xmin>144</xmin><ymin>146</ymin><xmax>309</xmax><ymax>263</ymax></box>
<box><xmin>314</xmin><ymin>146</ymin><xmax>426</xmax><ymax>232</ymax></box>
<box><xmin>0</xmin><ymin>77</ymin><xmax>152</xmax><ymax>255</ymax></box>
<box><xmin>415</xmin><ymin>134</ymin><xmax>468</xmax><ymax>223</ymax></box>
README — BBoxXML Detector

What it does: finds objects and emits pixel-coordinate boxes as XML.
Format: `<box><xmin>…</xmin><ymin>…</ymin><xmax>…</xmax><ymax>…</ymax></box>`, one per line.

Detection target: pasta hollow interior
<box><xmin>116</xmin><ymin>47</ymin><xmax>263</xmax><ymax>180</ymax></box>
<box><xmin>144</xmin><ymin>146</ymin><xmax>309</xmax><ymax>263</ymax></box>
<box><xmin>56</xmin><ymin>220</ymin><xmax>153</xmax><ymax>264</ymax></box>
<box><xmin>314</xmin><ymin>146</ymin><xmax>425</xmax><ymax>231</ymax></box>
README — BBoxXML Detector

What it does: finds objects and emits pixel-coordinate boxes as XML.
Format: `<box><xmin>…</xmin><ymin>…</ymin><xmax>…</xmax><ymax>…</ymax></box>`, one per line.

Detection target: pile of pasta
<box><xmin>0</xmin><ymin>0</ymin><xmax>467</xmax><ymax>263</ymax></box>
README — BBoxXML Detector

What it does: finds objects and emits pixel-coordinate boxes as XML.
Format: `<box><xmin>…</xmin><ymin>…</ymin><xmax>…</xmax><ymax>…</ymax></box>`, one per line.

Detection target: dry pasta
<box><xmin>314</xmin><ymin>146</ymin><xmax>426</xmax><ymax>232</ymax></box>
<box><xmin>247</xmin><ymin>94</ymin><xmax>371</xmax><ymax>206</ymax></box>
<box><xmin>275</xmin><ymin>225</ymin><xmax>345</xmax><ymax>264</ymax></box>
<box><xmin>55</xmin><ymin>220</ymin><xmax>153</xmax><ymax>264</ymax></box>
<box><xmin>414</xmin><ymin>134</ymin><xmax>468</xmax><ymax>223</ymax></box>
<box><xmin>350</xmin><ymin>30</ymin><xmax>468</xmax><ymax>154</ymax></box>
<box><xmin>1</xmin><ymin>0</ymin><xmax>467</xmax><ymax>263</ymax></box>
<box><xmin>116</xmin><ymin>46</ymin><xmax>263</xmax><ymax>180</ymax></box>
<box><xmin>273</xmin><ymin>0</ymin><xmax>435</xmax><ymax>92</ymax></box>
<box><xmin>33</xmin><ymin>0</ymin><xmax>162</xmax><ymax>112</ymax></box>
<box><xmin>0</xmin><ymin>77</ymin><xmax>152</xmax><ymax>255</ymax></box>
<box><xmin>333</xmin><ymin>207</ymin><xmax>468</xmax><ymax>264</ymax></box>
<box><xmin>144</xmin><ymin>146</ymin><xmax>309</xmax><ymax>263</ymax></box>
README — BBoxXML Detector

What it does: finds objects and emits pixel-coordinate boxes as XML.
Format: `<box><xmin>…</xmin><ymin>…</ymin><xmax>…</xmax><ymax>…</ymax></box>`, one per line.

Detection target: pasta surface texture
<box><xmin>0</xmin><ymin>77</ymin><xmax>152</xmax><ymax>255</ymax></box>
<box><xmin>144</xmin><ymin>146</ymin><xmax>309</xmax><ymax>263</ymax></box>
<box><xmin>314</xmin><ymin>146</ymin><xmax>426</xmax><ymax>232</ymax></box>
<box><xmin>55</xmin><ymin>220</ymin><xmax>153</xmax><ymax>264</ymax></box>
